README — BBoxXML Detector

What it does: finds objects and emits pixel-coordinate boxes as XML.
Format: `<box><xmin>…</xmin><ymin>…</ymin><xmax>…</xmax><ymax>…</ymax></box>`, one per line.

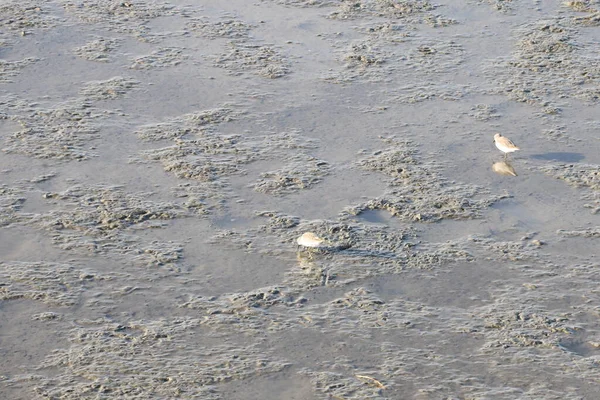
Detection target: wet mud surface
<box><xmin>1</xmin><ymin>0</ymin><xmax>599</xmax><ymax>399</ymax></box>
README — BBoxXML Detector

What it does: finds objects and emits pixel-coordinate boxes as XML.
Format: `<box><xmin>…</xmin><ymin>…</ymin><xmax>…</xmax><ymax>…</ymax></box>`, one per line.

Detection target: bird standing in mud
<box><xmin>296</xmin><ymin>232</ymin><xmax>327</xmax><ymax>260</ymax></box>
<box><xmin>297</xmin><ymin>232</ymin><xmax>325</xmax><ymax>249</ymax></box>
<box><xmin>493</xmin><ymin>133</ymin><xmax>520</xmax><ymax>159</ymax></box>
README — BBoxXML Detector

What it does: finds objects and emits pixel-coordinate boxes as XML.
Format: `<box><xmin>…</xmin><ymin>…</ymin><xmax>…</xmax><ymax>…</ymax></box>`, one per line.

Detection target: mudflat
<box><xmin>1</xmin><ymin>0</ymin><xmax>599</xmax><ymax>399</ymax></box>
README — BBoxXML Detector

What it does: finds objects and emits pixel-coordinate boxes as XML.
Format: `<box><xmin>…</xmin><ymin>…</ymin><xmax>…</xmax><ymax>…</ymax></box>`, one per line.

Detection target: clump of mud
<box><xmin>186</xmin><ymin>17</ymin><xmax>253</xmax><ymax>39</ymax></box>
<box><xmin>0</xmin><ymin>2</ymin><xmax>60</xmax><ymax>32</ymax></box>
<box><xmin>135</xmin><ymin>107</ymin><xmax>239</xmax><ymax>142</ymax></box>
<box><xmin>138</xmin><ymin>135</ymin><xmax>255</xmax><ymax>181</ymax></box>
<box><xmin>467</xmin><ymin>235</ymin><xmax>542</xmax><ymax>262</ymax></box>
<box><xmin>0</xmin><ymin>261</ymin><xmax>112</xmax><ymax>306</ymax></box>
<box><xmin>404</xmin><ymin>39</ymin><xmax>465</xmax><ymax>74</ymax></box>
<box><xmin>476</xmin><ymin>0</ymin><xmax>515</xmax><ymax>12</ymax></box>
<box><xmin>344</xmin><ymin>40</ymin><xmax>387</xmax><ymax>67</ymax></box>
<box><xmin>300</xmin><ymin>368</ymin><xmax>386</xmax><ymax>398</ymax></box>
<box><xmin>346</xmin><ymin>137</ymin><xmax>508</xmax><ymax>222</ymax></box>
<box><xmin>0</xmin><ymin>184</ymin><xmax>26</xmax><ymax>227</ymax></box>
<box><xmin>541</xmin><ymin>162</ymin><xmax>599</xmax><ymax>213</ymax></box>
<box><xmin>27</xmin><ymin>318</ymin><xmax>289</xmax><ymax>398</ymax></box>
<box><xmin>130</xmin><ymin>47</ymin><xmax>188</xmax><ymax>69</ymax></box>
<box><xmin>557</xmin><ymin>227</ymin><xmax>599</xmax><ymax>238</ymax></box>
<box><xmin>266</xmin><ymin>0</ymin><xmax>337</xmax><ymax>7</ymax></box>
<box><xmin>172</xmin><ymin>181</ymin><xmax>231</xmax><ymax>216</ymax></box>
<box><xmin>253</xmin><ymin>154</ymin><xmax>330</xmax><ymax>196</ymax></box>
<box><xmin>486</xmin><ymin>19</ymin><xmax>600</xmax><ymax>107</ymax></box>
<box><xmin>323</xmin><ymin>38</ymin><xmax>391</xmax><ymax>83</ymax></box>
<box><xmin>212</xmin><ymin>42</ymin><xmax>289</xmax><ymax>78</ymax></box>
<box><xmin>388</xmin><ymin>81</ymin><xmax>471</xmax><ymax>103</ymax></box>
<box><xmin>136</xmin><ymin>124</ymin><xmax>325</xmax><ymax>200</ymax></box>
<box><xmin>469</xmin><ymin>104</ymin><xmax>502</xmax><ymax>121</ymax></box>
<box><xmin>358</xmin><ymin>21</ymin><xmax>410</xmax><ymax>40</ymax></box>
<box><xmin>38</xmin><ymin>184</ymin><xmax>186</xmax><ymax>231</ymax></box>
<box><xmin>0</xmin><ymin>57</ymin><xmax>38</xmax><ymax>83</ymax></box>
<box><xmin>62</xmin><ymin>0</ymin><xmax>179</xmax><ymax>38</ymax></box>
<box><xmin>72</xmin><ymin>36</ymin><xmax>121</xmax><ymax>62</ymax></box>
<box><xmin>564</xmin><ymin>1</ymin><xmax>600</xmax><ymax>26</ymax></box>
<box><xmin>29</xmin><ymin>185</ymin><xmax>187</xmax><ymax>268</ymax></box>
<box><xmin>541</xmin><ymin>163</ymin><xmax>599</xmax><ymax>190</ymax></box>
<box><xmin>2</xmin><ymin>96</ymin><xmax>112</xmax><ymax>160</ymax></box>
<box><xmin>324</xmin><ymin>33</ymin><xmax>464</xmax><ymax>83</ymax></box>
<box><xmin>180</xmin><ymin>281</ymin><xmax>447</xmax><ymax>337</ymax></box>
<box><xmin>327</xmin><ymin>0</ymin><xmax>436</xmax><ymax>21</ymax></box>
<box><xmin>540</xmin><ymin>125</ymin><xmax>578</xmax><ymax>144</ymax></box>
<box><xmin>479</xmin><ymin>301</ymin><xmax>573</xmax><ymax>349</ymax></box>
<box><xmin>63</xmin><ymin>0</ymin><xmax>177</xmax><ymax>22</ymax></box>
<box><xmin>80</xmin><ymin>76</ymin><xmax>139</xmax><ymax>100</ymax></box>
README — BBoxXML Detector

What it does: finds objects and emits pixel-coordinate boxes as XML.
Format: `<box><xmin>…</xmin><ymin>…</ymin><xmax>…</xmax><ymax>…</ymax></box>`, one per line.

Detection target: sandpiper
<box><xmin>296</xmin><ymin>232</ymin><xmax>325</xmax><ymax>249</ymax></box>
<box><xmin>493</xmin><ymin>133</ymin><xmax>520</xmax><ymax>159</ymax></box>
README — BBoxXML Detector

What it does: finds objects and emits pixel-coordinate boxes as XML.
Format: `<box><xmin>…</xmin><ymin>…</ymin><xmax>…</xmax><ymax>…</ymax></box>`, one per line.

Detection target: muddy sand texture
<box><xmin>1</xmin><ymin>0</ymin><xmax>600</xmax><ymax>399</ymax></box>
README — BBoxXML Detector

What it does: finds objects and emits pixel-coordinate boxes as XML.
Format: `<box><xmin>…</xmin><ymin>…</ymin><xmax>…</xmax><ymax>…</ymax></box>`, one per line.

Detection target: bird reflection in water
<box><xmin>296</xmin><ymin>255</ymin><xmax>332</xmax><ymax>286</ymax></box>
<box><xmin>492</xmin><ymin>160</ymin><xmax>518</xmax><ymax>177</ymax></box>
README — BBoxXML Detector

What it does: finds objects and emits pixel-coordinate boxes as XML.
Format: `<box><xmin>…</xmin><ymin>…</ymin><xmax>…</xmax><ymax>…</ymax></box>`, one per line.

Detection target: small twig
<box><xmin>355</xmin><ymin>374</ymin><xmax>386</xmax><ymax>389</ymax></box>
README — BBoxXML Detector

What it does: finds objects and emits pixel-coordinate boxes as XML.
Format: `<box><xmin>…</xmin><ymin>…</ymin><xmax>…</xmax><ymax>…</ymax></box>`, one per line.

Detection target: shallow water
<box><xmin>1</xmin><ymin>0</ymin><xmax>599</xmax><ymax>398</ymax></box>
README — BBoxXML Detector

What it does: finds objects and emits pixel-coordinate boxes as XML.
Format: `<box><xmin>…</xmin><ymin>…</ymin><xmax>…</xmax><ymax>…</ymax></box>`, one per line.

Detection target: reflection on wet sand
<box><xmin>296</xmin><ymin>254</ymin><xmax>332</xmax><ymax>286</ymax></box>
<box><xmin>492</xmin><ymin>160</ymin><xmax>518</xmax><ymax>176</ymax></box>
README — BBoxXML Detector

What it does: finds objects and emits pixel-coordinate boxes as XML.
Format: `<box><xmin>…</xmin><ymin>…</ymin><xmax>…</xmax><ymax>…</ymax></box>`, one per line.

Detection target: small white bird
<box><xmin>296</xmin><ymin>232</ymin><xmax>325</xmax><ymax>248</ymax></box>
<box><xmin>493</xmin><ymin>133</ymin><xmax>520</xmax><ymax>159</ymax></box>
